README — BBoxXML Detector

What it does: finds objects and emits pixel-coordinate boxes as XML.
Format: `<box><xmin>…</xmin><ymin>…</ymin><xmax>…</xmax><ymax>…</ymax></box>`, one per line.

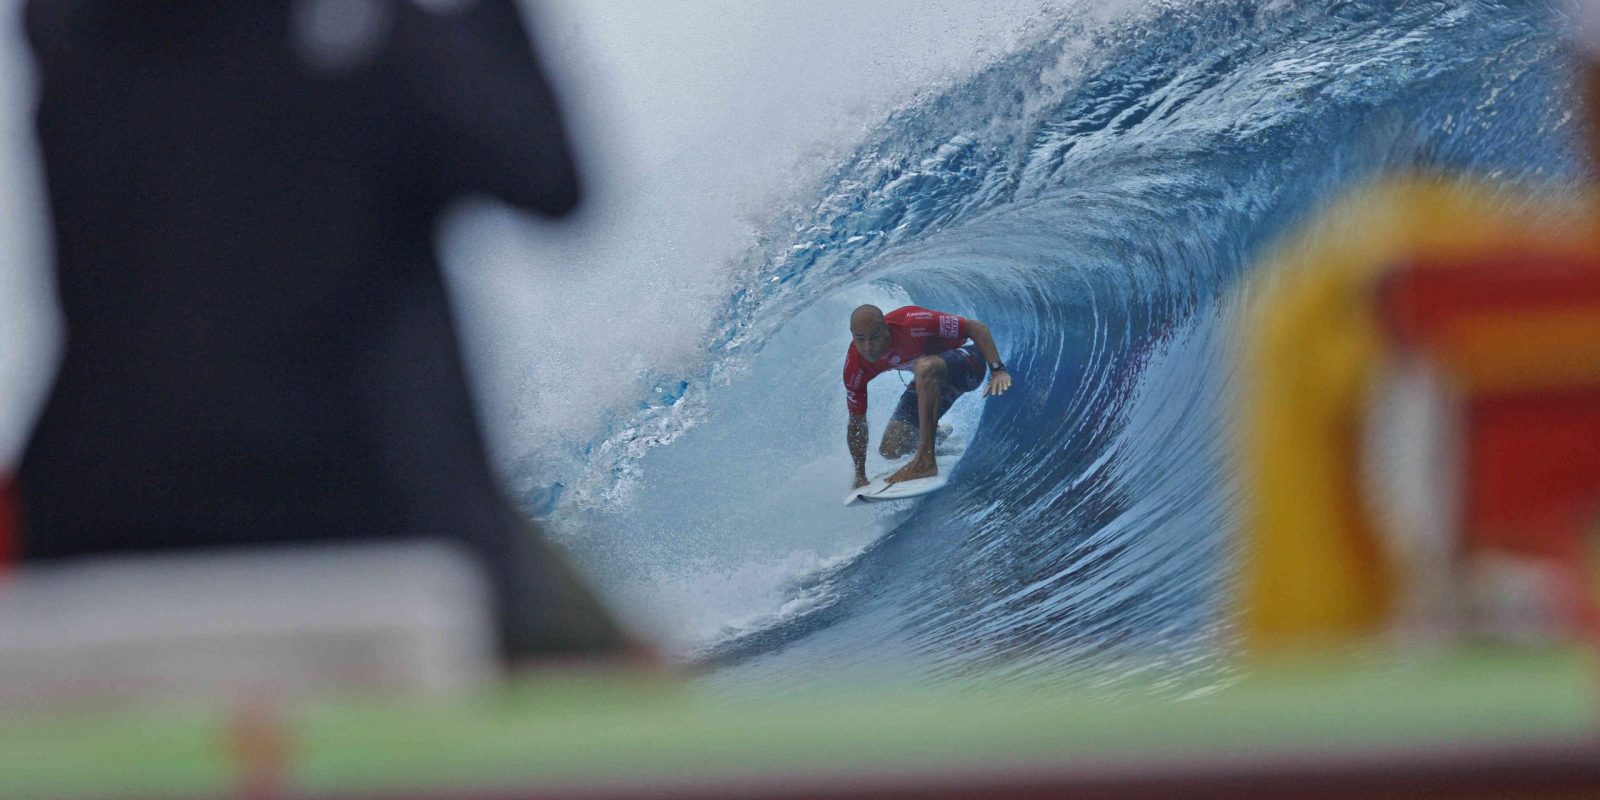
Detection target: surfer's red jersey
<box><xmin>843</xmin><ymin>306</ymin><xmax>971</xmax><ymax>415</ymax></box>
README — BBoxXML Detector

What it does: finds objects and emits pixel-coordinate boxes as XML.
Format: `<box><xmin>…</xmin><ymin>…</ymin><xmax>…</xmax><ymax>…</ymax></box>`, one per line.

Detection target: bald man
<box><xmin>845</xmin><ymin>305</ymin><xmax>1011</xmax><ymax>487</ymax></box>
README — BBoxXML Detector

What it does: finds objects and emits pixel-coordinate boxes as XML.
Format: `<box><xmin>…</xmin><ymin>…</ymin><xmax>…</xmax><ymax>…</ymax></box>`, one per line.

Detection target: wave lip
<box><xmin>572</xmin><ymin>0</ymin><xmax>1577</xmax><ymax>676</ymax></box>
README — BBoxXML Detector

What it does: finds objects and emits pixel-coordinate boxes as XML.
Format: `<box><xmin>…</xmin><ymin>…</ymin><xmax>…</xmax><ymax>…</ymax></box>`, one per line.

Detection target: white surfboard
<box><xmin>844</xmin><ymin>470</ymin><xmax>951</xmax><ymax>505</ymax></box>
<box><xmin>844</xmin><ymin>425</ymin><xmax>965</xmax><ymax>506</ymax></box>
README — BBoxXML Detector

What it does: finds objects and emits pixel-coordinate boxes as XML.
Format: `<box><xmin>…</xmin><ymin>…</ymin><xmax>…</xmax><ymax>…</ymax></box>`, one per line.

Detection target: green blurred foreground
<box><xmin>2</xmin><ymin>647</ymin><xmax>1595</xmax><ymax>798</ymax></box>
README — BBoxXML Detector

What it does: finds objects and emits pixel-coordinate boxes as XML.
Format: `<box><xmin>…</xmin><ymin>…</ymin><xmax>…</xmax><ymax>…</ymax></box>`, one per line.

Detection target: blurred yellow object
<box><xmin>1238</xmin><ymin>177</ymin><xmax>1598</xmax><ymax>650</ymax></box>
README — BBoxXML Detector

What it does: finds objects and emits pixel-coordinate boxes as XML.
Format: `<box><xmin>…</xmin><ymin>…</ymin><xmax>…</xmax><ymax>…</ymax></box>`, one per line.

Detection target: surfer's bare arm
<box><xmin>965</xmin><ymin>320</ymin><xmax>1013</xmax><ymax>396</ymax></box>
<box><xmin>848</xmin><ymin>414</ymin><xmax>870</xmax><ymax>488</ymax></box>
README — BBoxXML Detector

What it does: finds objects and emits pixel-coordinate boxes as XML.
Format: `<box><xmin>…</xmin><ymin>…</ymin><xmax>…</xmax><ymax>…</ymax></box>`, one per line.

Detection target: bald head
<box><xmin>849</xmin><ymin>304</ymin><xmax>885</xmax><ymax>333</ymax></box>
<box><xmin>849</xmin><ymin>304</ymin><xmax>890</xmax><ymax>362</ymax></box>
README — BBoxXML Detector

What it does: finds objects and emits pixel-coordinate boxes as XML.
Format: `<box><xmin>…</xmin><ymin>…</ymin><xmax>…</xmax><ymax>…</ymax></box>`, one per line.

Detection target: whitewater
<box><xmin>506</xmin><ymin>0</ymin><xmax>1582</xmax><ymax>684</ymax></box>
<box><xmin>0</xmin><ymin>0</ymin><xmax>1581</xmax><ymax>685</ymax></box>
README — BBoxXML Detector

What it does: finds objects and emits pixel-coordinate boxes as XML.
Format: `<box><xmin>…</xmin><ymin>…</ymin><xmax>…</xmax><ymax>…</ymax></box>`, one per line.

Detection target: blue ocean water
<box><xmin>549</xmin><ymin>0</ymin><xmax>1580</xmax><ymax>683</ymax></box>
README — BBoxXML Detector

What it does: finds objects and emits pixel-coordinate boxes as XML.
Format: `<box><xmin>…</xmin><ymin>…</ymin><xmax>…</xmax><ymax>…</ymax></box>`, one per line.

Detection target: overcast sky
<box><xmin>0</xmin><ymin>0</ymin><xmax>1086</xmax><ymax>468</ymax></box>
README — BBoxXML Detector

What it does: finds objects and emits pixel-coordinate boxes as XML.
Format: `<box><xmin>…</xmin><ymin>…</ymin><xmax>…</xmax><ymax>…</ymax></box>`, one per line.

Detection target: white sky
<box><xmin>0</xmin><ymin>0</ymin><xmax>1086</xmax><ymax>470</ymax></box>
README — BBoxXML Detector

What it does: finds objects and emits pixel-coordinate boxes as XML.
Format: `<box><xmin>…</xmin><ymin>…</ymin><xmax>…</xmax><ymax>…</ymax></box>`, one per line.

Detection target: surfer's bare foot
<box><xmin>886</xmin><ymin>453</ymin><xmax>937</xmax><ymax>484</ymax></box>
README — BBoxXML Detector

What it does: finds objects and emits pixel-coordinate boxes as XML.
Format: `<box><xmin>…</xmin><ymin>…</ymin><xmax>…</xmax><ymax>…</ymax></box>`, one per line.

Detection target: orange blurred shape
<box><xmin>1378</xmin><ymin>253</ymin><xmax>1600</xmax><ymax>560</ymax></box>
<box><xmin>1236</xmin><ymin>179</ymin><xmax>1600</xmax><ymax>650</ymax></box>
<box><xmin>226</xmin><ymin>698</ymin><xmax>294</xmax><ymax>800</ymax></box>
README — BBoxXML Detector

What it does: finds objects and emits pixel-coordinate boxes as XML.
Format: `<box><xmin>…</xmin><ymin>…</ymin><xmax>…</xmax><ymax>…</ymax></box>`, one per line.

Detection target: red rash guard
<box><xmin>843</xmin><ymin>306</ymin><xmax>971</xmax><ymax>416</ymax></box>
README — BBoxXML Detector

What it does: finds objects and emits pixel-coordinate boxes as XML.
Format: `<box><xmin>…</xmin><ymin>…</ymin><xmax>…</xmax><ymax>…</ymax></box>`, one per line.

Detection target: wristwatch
<box><xmin>989</xmin><ymin>360</ymin><xmax>1006</xmax><ymax>372</ymax></box>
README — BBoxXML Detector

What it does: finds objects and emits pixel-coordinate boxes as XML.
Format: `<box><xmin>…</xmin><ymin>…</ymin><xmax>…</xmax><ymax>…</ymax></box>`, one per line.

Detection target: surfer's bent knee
<box><xmin>913</xmin><ymin>355</ymin><xmax>947</xmax><ymax>385</ymax></box>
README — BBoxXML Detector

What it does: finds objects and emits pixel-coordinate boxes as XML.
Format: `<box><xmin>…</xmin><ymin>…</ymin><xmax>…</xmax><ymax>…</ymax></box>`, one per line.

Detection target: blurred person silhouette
<box><xmin>16</xmin><ymin>0</ymin><xmax>633</xmax><ymax>661</ymax></box>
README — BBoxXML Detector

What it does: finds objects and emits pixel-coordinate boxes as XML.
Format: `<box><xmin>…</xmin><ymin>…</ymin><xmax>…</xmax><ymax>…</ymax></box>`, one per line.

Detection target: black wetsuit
<box><xmin>18</xmin><ymin>0</ymin><xmax>626</xmax><ymax>659</ymax></box>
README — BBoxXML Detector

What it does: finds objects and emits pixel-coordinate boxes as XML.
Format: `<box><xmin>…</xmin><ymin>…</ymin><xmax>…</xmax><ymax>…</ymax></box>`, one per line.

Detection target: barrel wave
<box><xmin>548</xmin><ymin>0</ymin><xmax>1578</xmax><ymax>682</ymax></box>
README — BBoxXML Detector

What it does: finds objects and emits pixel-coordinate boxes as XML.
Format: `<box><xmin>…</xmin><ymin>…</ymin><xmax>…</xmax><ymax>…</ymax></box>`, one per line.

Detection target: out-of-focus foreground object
<box><xmin>0</xmin><ymin>476</ymin><xmax>15</xmax><ymax>571</ymax></box>
<box><xmin>1237</xmin><ymin>177</ymin><xmax>1600</xmax><ymax>649</ymax></box>
<box><xmin>12</xmin><ymin>0</ymin><xmax>634</xmax><ymax>685</ymax></box>
<box><xmin>0</xmin><ymin>543</ymin><xmax>497</xmax><ymax>708</ymax></box>
<box><xmin>3</xmin><ymin>649</ymin><xmax>1600</xmax><ymax>798</ymax></box>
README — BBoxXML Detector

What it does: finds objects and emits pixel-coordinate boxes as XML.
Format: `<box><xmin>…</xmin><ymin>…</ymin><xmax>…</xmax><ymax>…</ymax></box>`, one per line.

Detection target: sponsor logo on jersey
<box><xmin>910</xmin><ymin>328</ymin><xmax>931</xmax><ymax>338</ymax></box>
<box><xmin>939</xmin><ymin>314</ymin><xmax>960</xmax><ymax>339</ymax></box>
<box><xmin>846</xmin><ymin>368</ymin><xmax>868</xmax><ymax>412</ymax></box>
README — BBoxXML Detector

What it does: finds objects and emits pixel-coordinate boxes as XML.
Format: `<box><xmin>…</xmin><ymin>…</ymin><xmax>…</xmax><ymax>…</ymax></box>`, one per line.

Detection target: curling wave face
<box><xmin>552</xmin><ymin>0</ymin><xmax>1578</xmax><ymax>681</ymax></box>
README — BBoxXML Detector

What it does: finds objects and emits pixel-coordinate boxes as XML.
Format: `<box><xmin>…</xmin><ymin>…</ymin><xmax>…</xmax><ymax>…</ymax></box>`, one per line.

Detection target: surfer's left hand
<box><xmin>984</xmin><ymin>369</ymin><xmax>1012</xmax><ymax>397</ymax></box>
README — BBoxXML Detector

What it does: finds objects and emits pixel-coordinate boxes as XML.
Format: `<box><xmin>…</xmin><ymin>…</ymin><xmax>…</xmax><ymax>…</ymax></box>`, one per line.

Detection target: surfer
<box><xmin>846</xmin><ymin>304</ymin><xmax>1011</xmax><ymax>487</ymax></box>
